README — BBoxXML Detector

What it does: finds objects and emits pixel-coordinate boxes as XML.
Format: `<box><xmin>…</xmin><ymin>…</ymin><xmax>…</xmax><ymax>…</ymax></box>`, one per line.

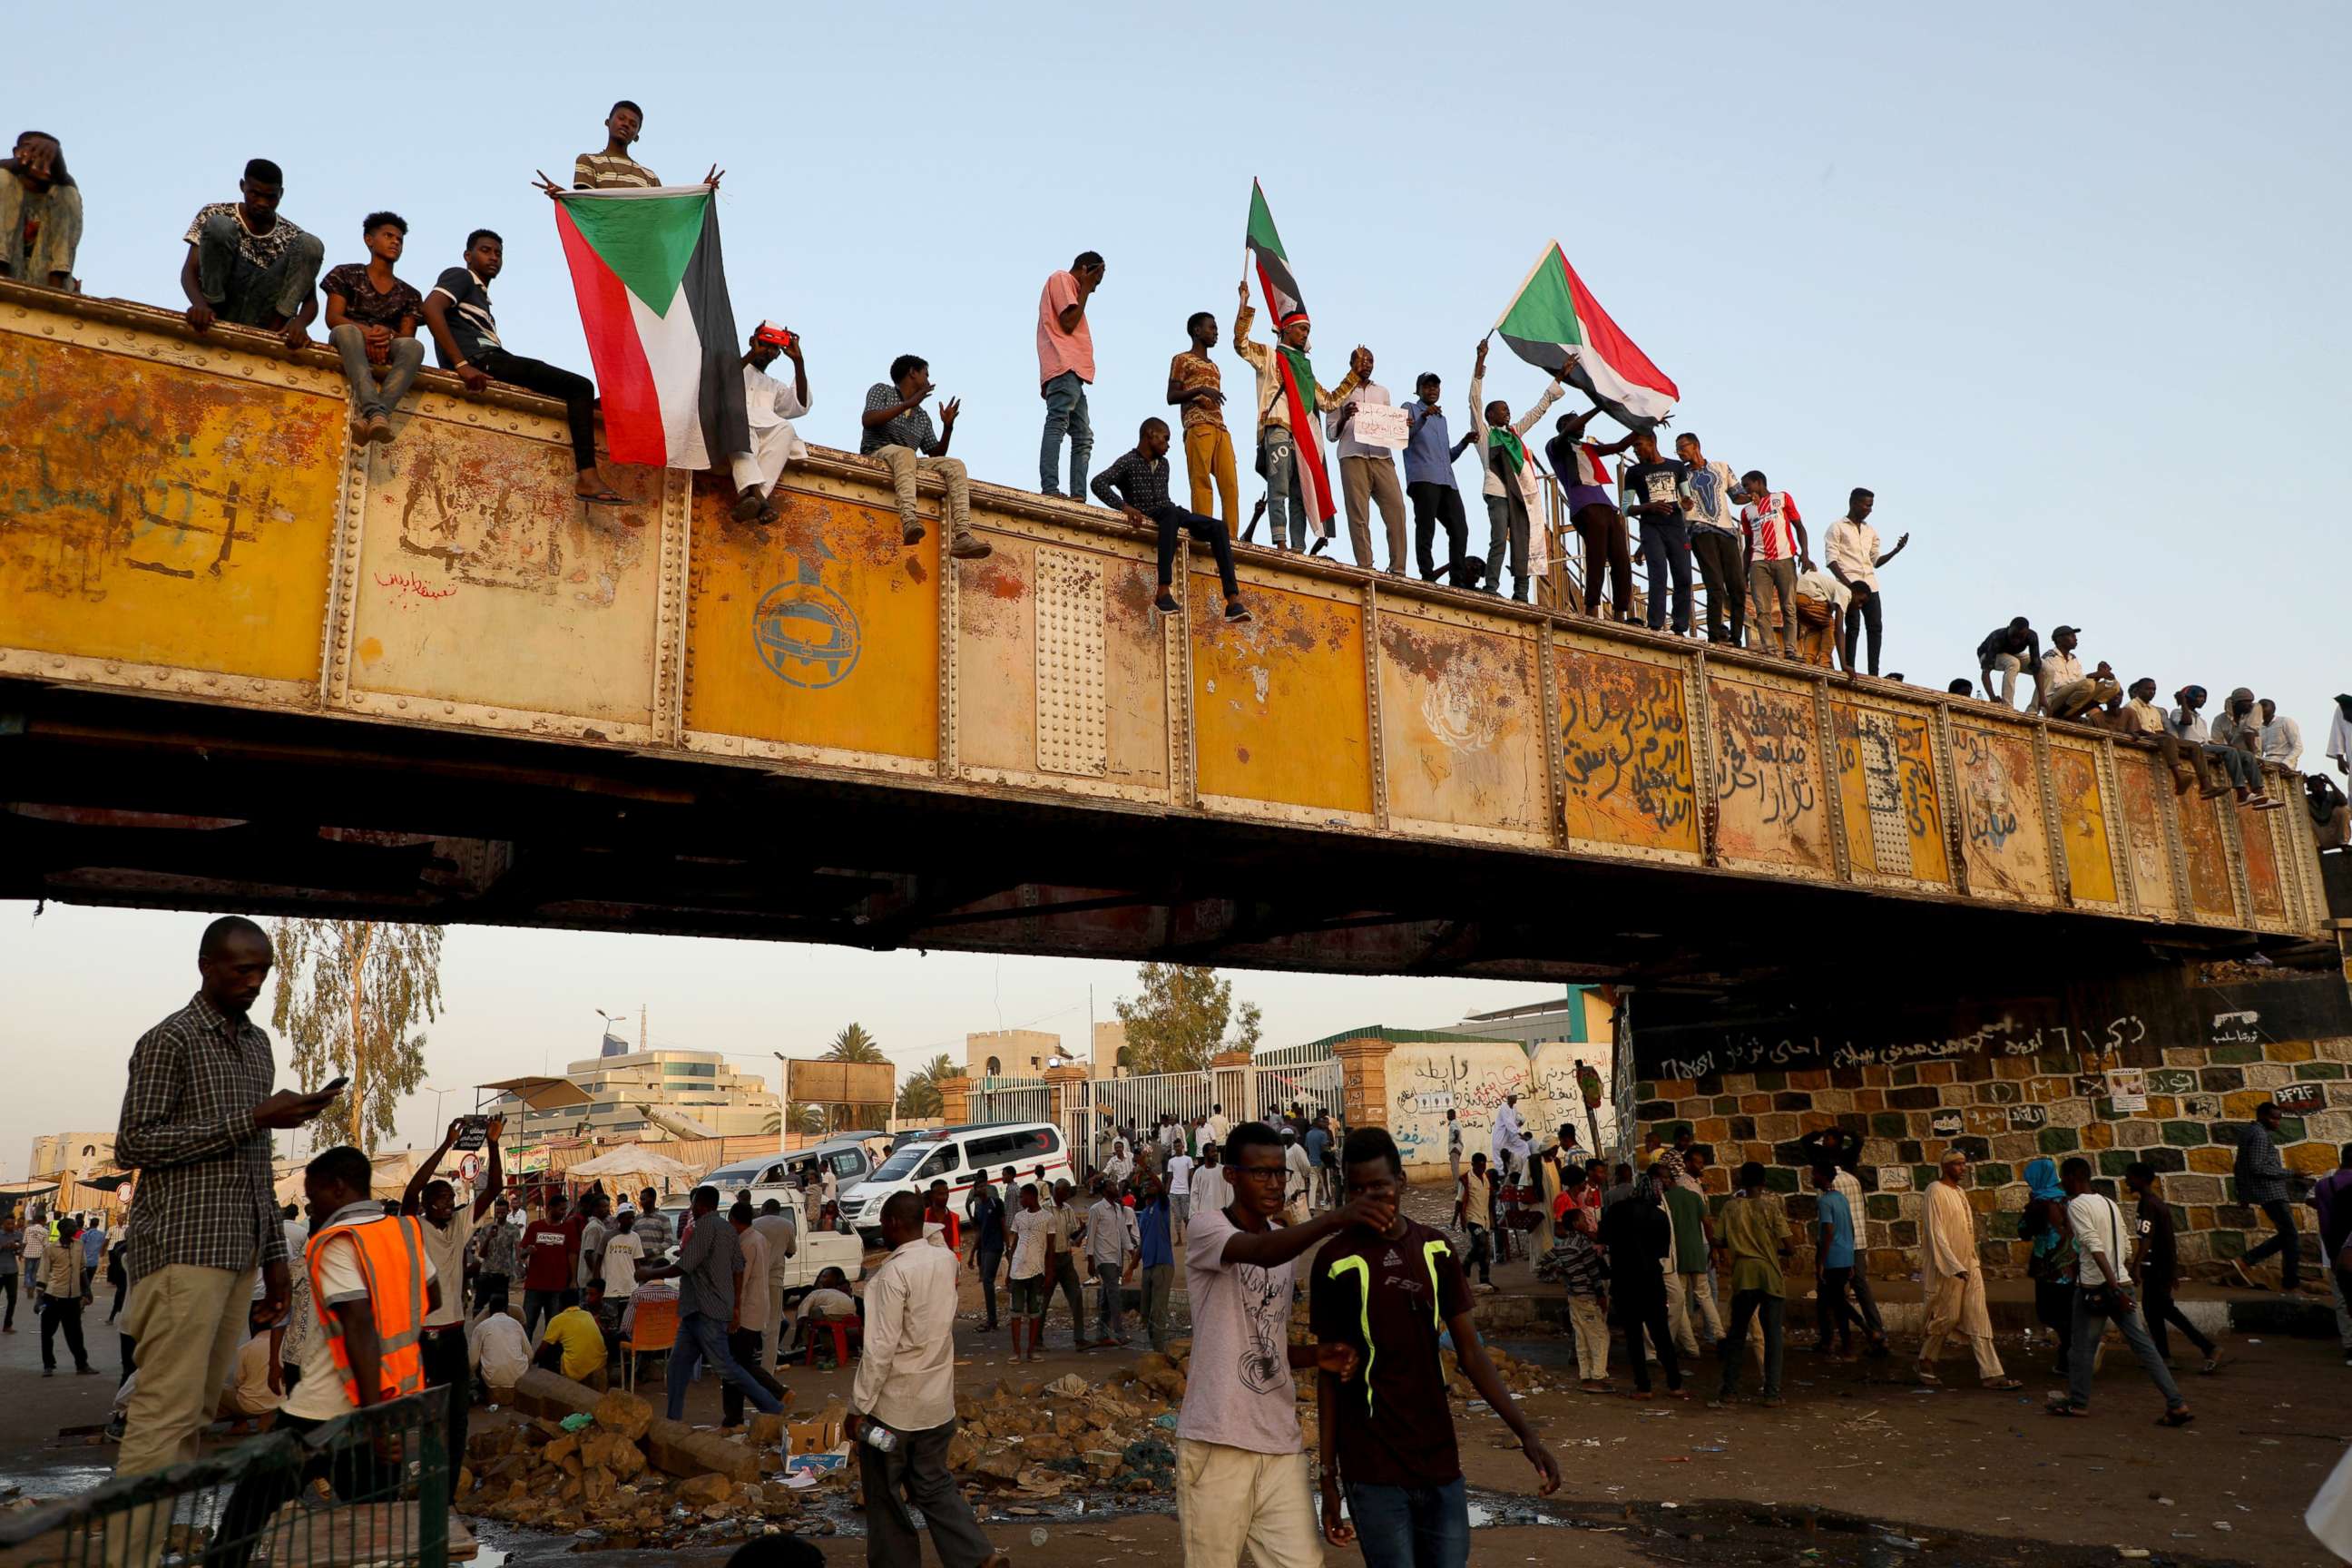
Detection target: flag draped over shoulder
<box><xmin>553</xmin><ymin>185</ymin><xmax>747</xmax><ymax>470</ymax></box>
<box><xmin>1244</xmin><ymin>181</ymin><xmax>1336</xmax><ymax>531</ymax></box>
<box><xmin>1494</xmin><ymin>242</ymin><xmax>1678</xmax><ymax>433</ymax></box>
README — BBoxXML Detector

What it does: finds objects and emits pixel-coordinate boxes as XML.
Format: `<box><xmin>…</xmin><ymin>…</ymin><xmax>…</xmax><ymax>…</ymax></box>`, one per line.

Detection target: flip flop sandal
<box><xmin>1983</xmin><ymin>1377</ymin><xmax>2024</xmax><ymax>1390</ymax></box>
<box><xmin>2045</xmin><ymin>1405</ymin><xmax>2091</xmax><ymax>1418</ymax></box>
<box><xmin>578</xmin><ymin>488</ymin><xmax>632</xmax><ymax>506</ymax></box>
<box><xmin>2156</xmin><ymin>1408</ymin><xmax>2194</xmax><ymax>1427</ymax></box>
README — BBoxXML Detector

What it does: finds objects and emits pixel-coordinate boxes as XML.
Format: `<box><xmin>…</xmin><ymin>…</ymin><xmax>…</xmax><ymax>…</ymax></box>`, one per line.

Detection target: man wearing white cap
<box><xmin>728</xmin><ymin>321</ymin><xmax>810</xmax><ymax>524</ymax></box>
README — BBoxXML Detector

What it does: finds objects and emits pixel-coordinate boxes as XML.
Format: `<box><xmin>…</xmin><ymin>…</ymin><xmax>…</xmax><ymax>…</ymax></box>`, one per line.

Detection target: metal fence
<box><xmin>970</xmin><ymin>1074</ymin><xmax>1054</xmax><ymax>1128</ymax></box>
<box><xmin>1252</xmin><ymin>1058</ymin><xmax>1346</xmax><ymax>1125</ymax></box>
<box><xmin>1079</xmin><ymin>1069</ymin><xmax>1218</xmax><ymax>1173</ymax></box>
<box><xmin>0</xmin><ymin>1388</ymin><xmax>449</xmax><ymax>1568</ymax></box>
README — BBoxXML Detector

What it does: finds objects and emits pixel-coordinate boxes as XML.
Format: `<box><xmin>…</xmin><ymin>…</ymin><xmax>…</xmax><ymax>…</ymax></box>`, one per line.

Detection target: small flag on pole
<box><xmin>1493</xmin><ymin>242</ymin><xmax>1678</xmax><ymax>432</ymax></box>
<box><xmin>553</xmin><ymin>184</ymin><xmax>748</xmax><ymax>470</ymax></box>
<box><xmin>1243</xmin><ymin>181</ymin><xmax>1338</xmax><ymax>533</ymax></box>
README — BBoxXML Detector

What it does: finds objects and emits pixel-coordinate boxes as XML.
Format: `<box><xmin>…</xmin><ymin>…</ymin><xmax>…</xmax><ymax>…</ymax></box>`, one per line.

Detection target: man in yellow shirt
<box><xmin>534</xmin><ymin>1284</ymin><xmax>609</xmax><ymax>1390</ymax></box>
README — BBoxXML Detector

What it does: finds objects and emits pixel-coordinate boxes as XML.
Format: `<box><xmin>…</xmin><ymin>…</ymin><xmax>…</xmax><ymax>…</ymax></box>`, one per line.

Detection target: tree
<box><xmin>896</xmin><ymin>1054</ymin><xmax>957</xmax><ymax>1121</ymax></box>
<box><xmin>823</xmin><ymin>1023</ymin><xmax>887</xmax><ymax>1063</ymax></box>
<box><xmin>270</xmin><ymin>919</ymin><xmax>444</xmax><ymax>1153</ymax></box>
<box><xmin>1114</xmin><ymin>964</ymin><xmax>1262</xmax><ymax>1075</ymax></box>
<box><xmin>762</xmin><ymin>1103</ymin><xmax>824</xmax><ymax>1138</ymax></box>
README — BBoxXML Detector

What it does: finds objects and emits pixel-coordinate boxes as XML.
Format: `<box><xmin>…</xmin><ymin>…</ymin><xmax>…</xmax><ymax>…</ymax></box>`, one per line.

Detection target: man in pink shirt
<box><xmin>1037</xmin><ymin>251</ymin><xmax>1104</xmax><ymax>503</ymax></box>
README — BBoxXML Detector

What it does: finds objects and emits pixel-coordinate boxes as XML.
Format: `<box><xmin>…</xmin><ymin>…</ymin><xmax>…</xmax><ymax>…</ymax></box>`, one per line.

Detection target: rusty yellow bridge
<box><xmin>0</xmin><ymin>284</ymin><xmax>2327</xmax><ymax>986</ymax></box>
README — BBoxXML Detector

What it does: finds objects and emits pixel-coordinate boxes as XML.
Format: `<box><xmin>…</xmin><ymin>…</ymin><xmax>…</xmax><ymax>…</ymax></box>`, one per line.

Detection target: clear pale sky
<box><xmin>5</xmin><ymin>2</ymin><xmax>2344</xmax><ymax>1171</ymax></box>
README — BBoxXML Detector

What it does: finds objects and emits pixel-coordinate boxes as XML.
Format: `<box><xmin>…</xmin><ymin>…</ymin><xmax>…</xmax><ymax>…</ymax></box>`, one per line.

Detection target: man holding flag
<box><xmin>1238</xmin><ymin>182</ymin><xmax>1360</xmax><ymax>552</ymax></box>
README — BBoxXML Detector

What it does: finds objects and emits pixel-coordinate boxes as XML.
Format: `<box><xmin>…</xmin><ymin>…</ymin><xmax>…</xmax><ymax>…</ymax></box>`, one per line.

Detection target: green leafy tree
<box><xmin>823</xmin><ymin>1023</ymin><xmax>887</xmax><ymax>1063</ymax></box>
<box><xmin>269</xmin><ymin>919</ymin><xmax>444</xmax><ymax>1152</ymax></box>
<box><xmin>1114</xmin><ymin>965</ymin><xmax>1262</xmax><ymax>1075</ymax></box>
<box><xmin>761</xmin><ymin>1103</ymin><xmax>824</xmax><ymax>1138</ymax></box>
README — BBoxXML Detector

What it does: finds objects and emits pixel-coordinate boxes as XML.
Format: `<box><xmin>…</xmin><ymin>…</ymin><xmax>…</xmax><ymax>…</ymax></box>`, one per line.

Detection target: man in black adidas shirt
<box><xmin>1310</xmin><ymin>1128</ymin><xmax>1559</xmax><ymax>1568</ymax></box>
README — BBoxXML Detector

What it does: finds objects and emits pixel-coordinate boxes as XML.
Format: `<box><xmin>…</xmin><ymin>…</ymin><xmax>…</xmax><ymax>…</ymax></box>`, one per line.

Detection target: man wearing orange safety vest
<box><xmin>217</xmin><ymin>1145</ymin><xmax>439</xmax><ymax>1568</ymax></box>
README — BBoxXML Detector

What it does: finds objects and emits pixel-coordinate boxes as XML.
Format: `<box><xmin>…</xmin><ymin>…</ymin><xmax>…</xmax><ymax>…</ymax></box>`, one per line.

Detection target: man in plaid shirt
<box><xmin>2232</xmin><ymin>1101</ymin><xmax>2303</xmax><ymax>1291</ymax></box>
<box><xmin>113</xmin><ymin>916</ymin><xmax>336</xmax><ymax>1486</ymax></box>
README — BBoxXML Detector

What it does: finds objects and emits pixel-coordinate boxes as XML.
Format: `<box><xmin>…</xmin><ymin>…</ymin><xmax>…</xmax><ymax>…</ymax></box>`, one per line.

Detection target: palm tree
<box><xmin>896</xmin><ymin>1054</ymin><xmax>956</xmax><ymax>1121</ymax></box>
<box><xmin>824</xmin><ymin>1023</ymin><xmax>886</xmax><ymax>1063</ymax></box>
<box><xmin>762</xmin><ymin>1103</ymin><xmax>823</xmax><ymax>1138</ymax></box>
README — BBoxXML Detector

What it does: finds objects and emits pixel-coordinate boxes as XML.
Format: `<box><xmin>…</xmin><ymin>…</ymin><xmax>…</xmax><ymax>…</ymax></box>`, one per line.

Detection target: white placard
<box><xmin>2104</xmin><ymin>1069</ymin><xmax>2148</xmax><ymax>1113</ymax></box>
<box><xmin>1348</xmin><ymin>402</ymin><xmax>1411</xmax><ymax>450</ymax></box>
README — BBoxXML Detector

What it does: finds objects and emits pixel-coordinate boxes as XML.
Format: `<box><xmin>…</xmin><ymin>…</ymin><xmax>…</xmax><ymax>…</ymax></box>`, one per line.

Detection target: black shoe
<box><xmin>1224</xmin><ymin>599</ymin><xmax>1251</xmax><ymax>623</ymax></box>
<box><xmin>74</xmin><ymin>1363</ymin><xmax>95</xmax><ymax>1375</ymax></box>
<box><xmin>41</xmin><ymin>1367</ymin><xmax>54</xmax><ymax>1377</ymax></box>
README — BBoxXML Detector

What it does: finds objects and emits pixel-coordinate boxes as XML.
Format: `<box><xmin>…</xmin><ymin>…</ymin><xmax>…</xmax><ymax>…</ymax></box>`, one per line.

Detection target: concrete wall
<box><xmin>1373</xmin><ymin>1039</ymin><xmax>1618</xmax><ymax>1173</ymax></box>
<box><xmin>1637</xmin><ymin>1035</ymin><xmax>2352</xmax><ymax>1279</ymax></box>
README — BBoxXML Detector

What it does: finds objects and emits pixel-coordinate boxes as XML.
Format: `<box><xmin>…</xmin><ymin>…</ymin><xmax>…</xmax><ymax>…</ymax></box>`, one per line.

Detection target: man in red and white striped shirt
<box><xmin>1738</xmin><ymin>472</ymin><xmax>1809</xmax><ymax>658</ymax></box>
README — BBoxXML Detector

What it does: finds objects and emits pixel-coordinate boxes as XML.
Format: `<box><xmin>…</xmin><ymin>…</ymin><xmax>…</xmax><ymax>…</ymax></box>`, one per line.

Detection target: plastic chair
<box><xmin>620</xmin><ymin>1297</ymin><xmax>678</xmax><ymax>1392</ymax></box>
<box><xmin>803</xmin><ymin>1316</ymin><xmax>860</xmax><ymax>1368</ymax></box>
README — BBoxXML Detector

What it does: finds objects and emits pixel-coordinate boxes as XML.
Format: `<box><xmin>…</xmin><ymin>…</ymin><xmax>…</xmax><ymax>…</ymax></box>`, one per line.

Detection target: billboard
<box><xmin>785</xmin><ymin>1059</ymin><xmax>897</xmax><ymax>1108</ymax></box>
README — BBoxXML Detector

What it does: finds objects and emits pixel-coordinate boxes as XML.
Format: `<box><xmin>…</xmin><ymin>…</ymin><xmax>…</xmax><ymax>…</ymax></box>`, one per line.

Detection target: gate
<box><xmin>1079</xmin><ymin>1069</ymin><xmax>1216</xmax><ymax>1174</ymax></box>
<box><xmin>970</xmin><ymin>1074</ymin><xmax>1054</xmax><ymax>1127</ymax></box>
<box><xmin>1250</xmin><ymin>1040</ymin><xmax>1343</xmax><ymax>1126</ymax></box>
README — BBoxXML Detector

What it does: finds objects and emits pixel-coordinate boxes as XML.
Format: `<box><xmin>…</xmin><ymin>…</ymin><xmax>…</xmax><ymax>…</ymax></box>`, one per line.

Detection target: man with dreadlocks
<box><xmin>1233</xmin><ymin>277</ymin><xmax>1360</xmax><ymax>554</ymax></box>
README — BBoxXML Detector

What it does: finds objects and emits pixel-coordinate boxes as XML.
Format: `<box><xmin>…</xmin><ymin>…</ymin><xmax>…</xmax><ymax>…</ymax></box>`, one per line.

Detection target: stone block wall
<box><xmin>1635</xmin><ymin>1035</ymin><xmax>2352</xmax><ymax>1280</ymax></box>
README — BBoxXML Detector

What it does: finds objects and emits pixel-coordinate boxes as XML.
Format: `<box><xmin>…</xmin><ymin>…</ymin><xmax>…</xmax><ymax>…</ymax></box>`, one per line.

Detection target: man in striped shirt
<box><xmin>1738</xmin><ymin>472</ymin><xmax>1808</xmax><ymax>658</ymax></box>
<box><xmin>574</xmin><ymin>102</ymin><xmax>657</xmax><ymax>190</ymax></box>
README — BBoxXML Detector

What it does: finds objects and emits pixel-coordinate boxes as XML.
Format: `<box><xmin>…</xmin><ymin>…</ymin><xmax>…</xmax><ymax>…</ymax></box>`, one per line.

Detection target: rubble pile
<box><xmin>457</xmin><ymin>1327</ymin><xmax>1557</xmax><ymax>1544</ymax></box>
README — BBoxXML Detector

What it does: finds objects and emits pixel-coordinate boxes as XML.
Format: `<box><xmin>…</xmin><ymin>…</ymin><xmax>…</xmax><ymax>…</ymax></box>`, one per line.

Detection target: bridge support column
<box><xmin>1332</xmin><ymin>1036</ymin><xmax>1396</xmax><ymax>1138</ymax></box>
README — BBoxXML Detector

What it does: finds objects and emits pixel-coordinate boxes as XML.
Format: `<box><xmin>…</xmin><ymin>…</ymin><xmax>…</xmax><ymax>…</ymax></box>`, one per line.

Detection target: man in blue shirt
<box><xmin>1134</xmin><ymin>1174</ymin><xmax>1176</xmax><ymax>1352</ymax></box>
<box><xmin>1402</xmin><ymin>373</ymin><xmax>1476</xmax><ymax>585</ymax></box>
<box><xmin>1810</xmin><ymin>1163</ymin><xmax>1867</xmax><ymax>1358</ymax></box>
<box><xmin>1303</xmin><ymin>1118</ymin><xmax>1331</xmax><ymax>1210</ymax></box>
<box><xmin>79</xmin><ymin>1216</ymin><xmax>105</xmax><ymax>1297</ymax></box>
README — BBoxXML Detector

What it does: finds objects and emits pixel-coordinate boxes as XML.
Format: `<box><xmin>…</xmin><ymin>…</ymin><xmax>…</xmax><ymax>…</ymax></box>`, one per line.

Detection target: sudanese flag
<box><xmin>1493</xmin><ymin>241</ymin><xmax>1678</xmax><ymax>432</ymax></box>
<box><xmin>553</xmin><ymin>185</ymin><xmax>748</xmax><ymax>470</ymax></box>
<box><xmin>1243</xmin><ymin>181</ymin><xmax>1337</xmax><ymax>531</ymax></box>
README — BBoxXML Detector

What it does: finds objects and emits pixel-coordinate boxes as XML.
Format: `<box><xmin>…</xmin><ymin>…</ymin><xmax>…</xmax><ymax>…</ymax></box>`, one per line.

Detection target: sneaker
<box><xmin>2199</xmin><ymin>1353</ymin><xmax>2227</xmax><ymax>1375</ymax></box>
<box><xmin>949</xmin><ymin>531</ymin><xmax>993</xmax><ymax>560</ymax></box>
<box><xmin>1224</xmin><ymin>600</ymin><xmax>1251</xmax><ymax>623</ymax></box>
<box><xmin>1152</xmin><ymin>590</ymin><xmax>1179</xmax><ymax>613</ymax></box>
<box><xmin>2228</xmin><ymin>1259</ymin><xmax>2259</xmax><ymax>1289</ymax></box>
<box><xmin>902</xmin><ymin>520</ymin><xmax>926</xmax><ymax>546</ymax></box>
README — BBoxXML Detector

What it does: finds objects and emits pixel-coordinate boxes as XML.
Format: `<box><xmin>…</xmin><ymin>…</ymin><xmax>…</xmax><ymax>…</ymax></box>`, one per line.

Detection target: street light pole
<box><xmin>772</xmin><ymin>1052</ymin><xmax>789</xmax><ymax>1155</ymax></box>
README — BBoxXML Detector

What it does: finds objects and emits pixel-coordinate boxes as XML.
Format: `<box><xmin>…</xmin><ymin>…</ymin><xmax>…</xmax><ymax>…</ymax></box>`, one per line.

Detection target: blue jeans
<box><xmin>1040</xmin><ymin>370</ymin><xmax>1093</xmax><ymax>498</ymax></box>
<box><xmin>1262</xmin><ymin>426</ymin><xmax>1309</xmax><ymax>549</ymax></box>
<box><xmin>1092</xmin><ymin>1259</ymin><xmax>1126</xmax><ymax>1343</ymax></box>
<box><xmin>1639</xmin><ymin>514</ymin><xmax>1693</xmax><ymax>633</ymax></box>
<box><xmin>666</xmin><ymin>1309</ymin><xmax>783</xmax><ymax>1422</ymax></box>
<box><xmin>2064</xmin><ymin>1289</ymin><xmax>2185</xmax><ymax>1412</ymax></box>
<box><xmin>1345</xmin><ymin>1475</ymin><xmax>1469</xmax><ymax>1568</ymax></box>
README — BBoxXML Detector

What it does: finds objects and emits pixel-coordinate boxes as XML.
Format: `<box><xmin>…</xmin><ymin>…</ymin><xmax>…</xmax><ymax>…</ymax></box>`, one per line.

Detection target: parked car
<box><xmin>838</xmin><ymin>1121</ymin><xmax>1073</xmax><ymax>1250</ymax></box>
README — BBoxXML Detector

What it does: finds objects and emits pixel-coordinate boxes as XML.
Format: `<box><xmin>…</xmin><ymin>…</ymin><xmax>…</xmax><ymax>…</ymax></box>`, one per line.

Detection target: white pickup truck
<box><xmin>652</xmin><ymin>1181</ymin><xmax>862</xmax><ymax>1301</ymax></box>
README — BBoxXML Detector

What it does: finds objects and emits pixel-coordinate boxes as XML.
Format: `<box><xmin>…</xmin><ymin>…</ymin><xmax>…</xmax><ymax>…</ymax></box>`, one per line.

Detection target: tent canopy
<box><xmin>478</xmin><ymin>1075</ymin><xmax>593</xmax><ymax>1111</ymax></box>
<box><xmin>564</xmin><ymin>1144</ymin><xmax>702</xmax><ymax>1189</ymax></box>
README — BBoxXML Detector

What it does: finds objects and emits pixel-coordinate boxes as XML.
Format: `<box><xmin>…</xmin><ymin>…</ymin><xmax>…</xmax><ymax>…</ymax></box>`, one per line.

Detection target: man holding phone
<box><xmin>726</xmin><ymin>321</ymin><xmax>810</xmax><ymax>525</ymax></box>
<box><xmin>114</xmin><ymin>916</ymin><xmax>338</xmax><ymax>1490</ymax></box>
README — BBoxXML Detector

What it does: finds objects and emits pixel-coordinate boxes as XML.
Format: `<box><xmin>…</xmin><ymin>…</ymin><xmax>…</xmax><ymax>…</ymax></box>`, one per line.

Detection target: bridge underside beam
<box><xmin>0</xmin><ymin>682</ymin><xmax>2290</xmax><ymax>991</ymax></box>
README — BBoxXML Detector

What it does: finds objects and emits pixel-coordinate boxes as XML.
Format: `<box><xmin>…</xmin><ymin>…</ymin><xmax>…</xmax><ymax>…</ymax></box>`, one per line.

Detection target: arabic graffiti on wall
<box><xmin>1642</xmin><ymin>1013</ymin><xmax>2151</xmax><ymax>1083</ymax></box>
<box><xmin>1950</xmin><ymin>722</ymin><xmax>2053</xmax><ymax>900</ymax></box>
<box><xmin>1554</xmin><ymin>645</ymin><xmax>1700</xmax><ymax>854</ymax></box>
<box><xmin>1830</xmin><ymin>700</ymin><xmax>1947</xmax><ymax>884</ymax></box>
<box><xmin>1709</xmin><ymin>676</ymin><xmax>1831</xmax><ymax>871</ymax></box>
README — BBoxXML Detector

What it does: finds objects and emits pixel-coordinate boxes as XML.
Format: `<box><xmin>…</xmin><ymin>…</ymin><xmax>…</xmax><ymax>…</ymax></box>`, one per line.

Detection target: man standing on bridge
<box><xmin>115</xmin><ymin>917</ymin><xmax>338</xmax><ymax>1489</ymax></box>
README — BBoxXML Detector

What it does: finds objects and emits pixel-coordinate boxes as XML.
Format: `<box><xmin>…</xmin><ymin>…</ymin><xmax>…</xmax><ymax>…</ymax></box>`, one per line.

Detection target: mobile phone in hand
<box><xmin>319</xmin><ymin>1076</ymin><xmax>350</xmax><ymax>1099</ymax></box>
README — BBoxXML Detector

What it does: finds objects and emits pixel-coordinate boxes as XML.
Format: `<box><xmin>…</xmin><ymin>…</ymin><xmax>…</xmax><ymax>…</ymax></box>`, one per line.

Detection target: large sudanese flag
<box><xmin>1493</xmin><ymin>241</ymin><xmax>1679</xmax><ymax>433</ymax></box>
<box><xmin>553</xmin><ymin>185</ymin><xmax>748</xmax><ymax>470</ymax></box>
<box><xmin>1243</xmin><ymin>181</ymin><xmax>1337</xmax><ymax>533</ymax></box>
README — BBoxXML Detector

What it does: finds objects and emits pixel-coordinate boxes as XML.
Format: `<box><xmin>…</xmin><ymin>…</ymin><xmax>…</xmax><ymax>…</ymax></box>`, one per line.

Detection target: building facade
<box><xmin>487</xmin><ymin>1041</ymin><xmax>779</xmax><ymax>1142</ymax></box>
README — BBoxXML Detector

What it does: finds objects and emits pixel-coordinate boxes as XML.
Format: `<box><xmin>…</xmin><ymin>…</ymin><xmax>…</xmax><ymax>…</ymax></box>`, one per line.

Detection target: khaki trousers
<box><xmin>1666</xmin><ymin>1266</ymin><xmax>1725</xmax><ymax>1355</ymax></box>
<box><xmin>1919</xmin><ymin>1270</ymin><xmax>2004</xmax><ymax>1380</ymax></box>
<box><xmin>1175</xmin><ymin>1440</ymin><xmax>1319</xmax><ymax>1568</ymax></box>
<box><xmin>117</xmin><ymin>1261</ymin><xmax>260</xmax><ymax>1478</ymax></box>
<box><xmin>1183</xmin><ymin>423</ymin><xmax>1240</xmax><ymax>529</ymax></box>
<box><xmin>1568</xmin><ymin>1294</ymin><xmax>1611</xmax><ymax>1379</ymax></box>
<box><xmin>1338</xmin><ymin>455</ymin><xmax>1407</xmax><ymax>573</ymax></box>
<box><xmin>871</xmin><ymin>444</ymin><xmax>971</xmax><ymax>534</ymax></box>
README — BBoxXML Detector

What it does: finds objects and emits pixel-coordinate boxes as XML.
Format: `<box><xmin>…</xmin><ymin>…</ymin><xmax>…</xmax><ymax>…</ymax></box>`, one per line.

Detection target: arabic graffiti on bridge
<box><xmin>1554</xmin><ymin>647</ymin><xmax>1698</xmax><ymax>852</ymax></box>
<box><xmin>1709</xmin><ymin>676</ymin><xmax>1829</xmax><ymax>868</ymax></box>
<box><xmin>1950</xmin><ymin>723</ymin><xmax>2052</xmax><ymax>897</ymax></box>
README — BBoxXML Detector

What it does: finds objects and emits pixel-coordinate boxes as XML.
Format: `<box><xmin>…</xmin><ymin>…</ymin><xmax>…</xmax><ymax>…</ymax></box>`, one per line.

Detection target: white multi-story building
<box><xmin>487</xmin><ymin>1033</ymin><xmax>779</xmax><ymax>1141</ymax></box>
